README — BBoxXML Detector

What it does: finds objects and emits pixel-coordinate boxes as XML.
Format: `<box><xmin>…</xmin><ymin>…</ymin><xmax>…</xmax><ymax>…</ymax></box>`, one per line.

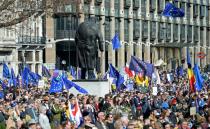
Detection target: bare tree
<box><xmin>0</xmin><ymin>0</ymin><xmax>81</xmax><ymax>28</ymax></box>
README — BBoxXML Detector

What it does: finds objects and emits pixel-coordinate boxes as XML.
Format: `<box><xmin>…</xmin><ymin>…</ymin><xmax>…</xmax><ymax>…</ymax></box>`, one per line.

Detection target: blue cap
<box><xmin>162</xmin><ymin>102</ymin><xmax>169</xmax><ymax>109</ymax></box>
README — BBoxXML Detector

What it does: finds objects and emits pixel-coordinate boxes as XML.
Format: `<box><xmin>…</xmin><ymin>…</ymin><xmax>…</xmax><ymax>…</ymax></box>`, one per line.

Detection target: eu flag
<box><xmin>162</xmin><ymin>3</ymin><xmax>174</xmax><ymax>17</ymax></box>
<box><xmin>62</xmin><ymin>77</ymin><xmax>73</xmax><ymax>90</ymax></box>
<box><xmin>36</xmin><ymin>73</ymin><xmax>42</xmax><ymax>80</ymax></box>
<box><xmin>162</xmin><ymin>2</ymin><xmax>185</xmax><ymax>17</ymax></box>
<box><xmin>193</xmin><ymin>64</ymin><xmax>204</xmax><ymax>92</ymax></box>
<box><xmin>109</xmin><ymin>64</ymin><xmax>124</xmax><ymax>88</ymax></box>
<box><xmin>49</xmin><ymin>77</ymin><xmax>63</xmax><ymax>93</ymax></box>
<box><xmin>11</xmin><ymin>68</ymin><xmax>17</xmax><ymax>87</ymax></box>
<box><xmin>53</xmin><ymin>70</ymin><xmax>63</xmax><ymax>82</ymax></box>
<box><xmin>112</xmin><ymin>34</ymin><xmax>121</xmax><ymax>50</ymax></box>
<box><xmin>16</xmin><ymin>75</ymin><xmax>20</xmax><ymax>87</ymax></box>
<box><xmin>145</xmin><ymin>63</ymin><xmax>154</xmax><ymax>78</ymax></box>
<box><xmin>103</xmin><ymin>72</ymin><xmax>108</xmax><ymax>80</ymax></box>
<box><xmin>3</xmin><ymin>63</ymin><xmax>10</xmax><ymax>79</ymax></box>
<box><xmin>176</xmin><ymin>66</ymin><xmax>184</xmax><ymax>77</ymax></box>
<box><xmin>0</xmin><ymin>91</ymin><xmax>4</xmax><ymax>99</ymax></box>
<box><xmin>0</xmin><ymin>79</ymin><xmax>7</xmax><ymax>90</ymax></box>
<box><xmin>22</xmin><ymin>67</ymin><xmax>30</xmax><ymax>87</ymax></box>
<box><xmin>62</xmin><ymin>77</ymin><xmax>88</xmax><ymax>94</ymax></box>
<box><xmin>42</xmin><ymin>65</ymin><xmax>51</xmax><ymax>78</ymax></box>
<box><xmin>129</xmin><ymin>56</ymin><xmax>142</xmax><ymax>73</ymax></box>
<box><xmin>129</xmin><ymin>56</ymin><xmax>147</xmax><ymax>74</ymax></box>
<box><xmin>73</xmin><ymin>82</ymin><xmax>88</xmax><ymax>94</ymax></box>
<box><xmin>109</xmin><ymin>64</ymin><xmax>120</xmax><ymax>78</ymax></box>
<box><xmin>29</xmin><ymin>72</ymin><xmax>39</xmax><ymax>85</ymax></box>
<box><xmin>116</xmin><ymin>75</ymin><xmax>124</xmax><ymax>89</ymax></box>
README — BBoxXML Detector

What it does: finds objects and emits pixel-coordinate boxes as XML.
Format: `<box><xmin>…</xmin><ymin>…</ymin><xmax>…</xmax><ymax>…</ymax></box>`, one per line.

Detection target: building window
<box><xmin>124</xmin><ymin>19</ymin><xmax>129</xmax><ymax>42</ymax></box>
<box><xmin>115</xmin><ymin>18</ymin><xmax>120</xmax><ymax>35</ymax></box>
<box><xmin>187</xmin><ymin>25</ymin><xmax>192</xmax><ymax>42</ymax></box>
<box><xmin>56</xmin><ymin>17</ymin><xmax>64</xmax><ymax>30</ymax></box>
<box><xmin>83</xmin><ymin>4</ymin><xmax>89</xmax><ymax>14</ymax></box>
<box><xmin>181</xmin><ymin>25</ymin><xmax>185</xmax><ymax>41</ymax></box>
<box><xmin>105</xmin><ymin>0</ymin><xmax>110</xmax><ymax>16</ymax></box>
<box><xmin>150</xmin><ymin>0</ymin><xmax>156</xmax><ymax>12</ymax></box>
<box><xmin>133</xmin><ymin>0</ymin><xmax>140</xmax><ymax>9</ymax></box>
<box><xmin>150</xmin><ymin>21</ymin><xmax>156</xmax><ymax>41</ymax></box>
<box><xmin>207</xmin><ymin>27</ymin><xmax>210</xmax><ymax>47</ymax></box>
<box><xmin>124</xmin><ymin>9</ymin><xmax>128</xmax><ymax>18</ymax></box>
<box><xmin>142</xmin><ymin>20</ymin><xmax>148</xmax><ymax>41</ymax></box>
<box><xmin>133</xmin><ymin>20</ymin><xmax>140</xmax><ymax>40</ymax></box>
<box><xmin>115</xmin><ymin>0</ymin><xmax>119</xmax><ymax>9</ymax></box>
<box><xmin>105</xmin><ymin>50</ymin><xmax>108</xmax><ymax>71</ymax></box>
<box><xmin>193</xmin><ymin>4</ymin><xmax>198</xmax><ymax>18</ymax></box>
<box><xmin>187</xmin><ymin>3</ymin><xmax>191</xmax><ymax>19</ymax></box>
<box><xmin>95</xmin><ymin>6</ymin><xmax>100</xmax><ymax>15</ymax></box>
<box><xmin>194</xmin><ymin>26</ymin><xmax>199</xmax><ymax>42</ymax></box>
<box><xmin>66</xmin><ymin>16</ymin><xmax>78</xmax><ymax>30</ymax></box>
<box><xmin>174</xmin><ymin>1</ymin><xmax>179</xmax><ymax>7</ymax></box>
<box><xmin>124</xmin><ymin>0</ymin><xmax>131</xmax><ymax>9</ymax></box>
<box><xmin>157</xmin><ymin>0</ymin><xmax>164</xmax><ymax>14</ymax></box>
<box><xmin>173</xmin><ymin>24</ymin><xmax>178</xmax><ymax>41</ymax></box>
<box><xmin>141</xmin><ymin>0</ymin><xmax>146</xmax><ymax>16</ymax></box>
<box><xmin>133</xmin><ymin>10</ymin><xmax>137</xmax><ymax>19</ymax></box>
<box><xmin>200</xmin><ymin>5</ymin><xmax>205</xmax><ymax>18</ymax></box>
<box><xmin>206</xmin><ymin>6</ymin><xmax>209</xmax><ymax>20</ymax></box>
<box><xmin>200</xmin><ymin>27</ymin><xmax>204</xmax><ymax>46</ymax></box>
<box><xmin>105</xmin><ymin>17</ymin><xmax>110</xmax><ymax>40</ymax></box>
<box><xmin>113</xmin><ymin>0</ymin><xmax>118</xmax><ymax>17</ymax></box>
<box><xmin>166</xmin><ymin>23</ymin><xmax>171</xmax><ymax>41</ymax></box>
<box><xmin>159</xmin><ymin>22</ymin><xmax>165</xmax><ymax>41</ymax></box>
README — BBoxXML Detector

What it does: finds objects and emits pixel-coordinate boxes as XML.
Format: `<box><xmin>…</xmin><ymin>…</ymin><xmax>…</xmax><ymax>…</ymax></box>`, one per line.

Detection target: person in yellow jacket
<box><xmin>135</xmin><ymin>75</ymin><xmax>149</xmax><ymax>87</ymax></box>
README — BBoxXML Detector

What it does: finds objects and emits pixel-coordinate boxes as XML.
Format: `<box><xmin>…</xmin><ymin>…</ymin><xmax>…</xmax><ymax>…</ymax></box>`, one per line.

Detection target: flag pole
<box><xmin>108</xmin><ymin>74</ymin><xmax>111</xmax><ymax>93</ymax></box>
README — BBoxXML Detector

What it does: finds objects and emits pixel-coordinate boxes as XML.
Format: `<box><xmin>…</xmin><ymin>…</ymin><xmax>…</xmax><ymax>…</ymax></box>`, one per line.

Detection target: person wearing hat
<box><xmin>51</xmin><ymin>98</ymin><xmax>62</xmax><ymax>128</ymax></box>
<box><xmin>42</xmin><ymin>96</ymin><xmax>50</xmax><ymax>110</ymax></box>
<box><xmin>42</xmin><ymin>96</ymin><xmax>53</xmax><ymax>123</ymax></box>
<box><xmin>28</xmin><ymin>119</ymin><xmax>37</xmax><ymax>129</ymax></box>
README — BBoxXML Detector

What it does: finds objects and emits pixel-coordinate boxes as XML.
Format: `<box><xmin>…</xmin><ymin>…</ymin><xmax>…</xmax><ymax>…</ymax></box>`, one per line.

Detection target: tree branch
<box><xmin>0</xmin><ymin>11</ymin><xmax>36</xmax><ymax>28</ymax></box>
<box><xmin>0</xmin><ymin>0</ymin><xmax>16</xmax><ymax>12</ymax></box>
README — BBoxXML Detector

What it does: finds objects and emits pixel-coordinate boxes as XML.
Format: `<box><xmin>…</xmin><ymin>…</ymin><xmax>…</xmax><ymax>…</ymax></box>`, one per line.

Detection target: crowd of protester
<box><xmin>0</xmin><ymin>69</ymin><xmax>210</xmax><ymax>129</ymax></box>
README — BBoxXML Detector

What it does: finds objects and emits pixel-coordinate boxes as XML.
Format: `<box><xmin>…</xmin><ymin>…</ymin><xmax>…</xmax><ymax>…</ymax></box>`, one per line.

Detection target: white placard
<box><xmin>190</xmin><ymin>107</ymin><xmax>196</xmax><ymax>116</ymax></box>
<box><xmin>152</xmin><ymin>87</ymin><xmax>158</xmax><ymax>96</ymax></box>
<box><xmin>38</xmin><ymin>80</ymin><xmax>45</xmax><ymax>88</ymax></box>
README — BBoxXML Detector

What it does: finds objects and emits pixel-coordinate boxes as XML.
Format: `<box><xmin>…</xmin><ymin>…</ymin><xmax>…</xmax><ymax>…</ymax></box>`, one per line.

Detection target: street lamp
<box><xmin>61</xmin><ymin>60</ymin><xmax>66</xmax><ymax>71</ymax></box>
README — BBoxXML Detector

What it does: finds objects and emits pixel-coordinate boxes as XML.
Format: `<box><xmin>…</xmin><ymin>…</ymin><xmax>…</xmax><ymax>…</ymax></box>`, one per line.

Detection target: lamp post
<box><xmin>61</xmin><ymin>60</ymin><xmax>66</xmax><ymax>71</ymax></box>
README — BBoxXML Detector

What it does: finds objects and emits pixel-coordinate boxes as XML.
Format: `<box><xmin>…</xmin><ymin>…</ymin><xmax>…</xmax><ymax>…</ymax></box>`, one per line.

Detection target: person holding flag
<box><xmin>68</xmin><ymin>96</ymin><xmax>83</xmax><ymax>128</ymax></box>
<box><xmin>187</xmin><ymin>48</ymin><xmax>196</xmax><ymax>93</ymax></box>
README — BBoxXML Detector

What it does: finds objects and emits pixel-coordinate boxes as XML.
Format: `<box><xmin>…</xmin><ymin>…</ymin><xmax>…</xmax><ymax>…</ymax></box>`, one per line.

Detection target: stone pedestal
<box><xmin>72</xmin><ymin>80</ymin><xmax>109</xmax><ymax>97</ymax></box>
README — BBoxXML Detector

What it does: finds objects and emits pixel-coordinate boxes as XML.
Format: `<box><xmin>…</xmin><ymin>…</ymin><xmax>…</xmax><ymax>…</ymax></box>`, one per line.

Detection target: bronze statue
<box><xmin>75</xmin><ymin>19</ymin><xmax>104</xmax><ymax>79</ymax></box>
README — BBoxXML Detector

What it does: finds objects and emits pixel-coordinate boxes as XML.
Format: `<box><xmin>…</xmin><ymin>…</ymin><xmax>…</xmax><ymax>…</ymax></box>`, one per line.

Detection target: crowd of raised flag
<box><xmin>1</xmin><ymin>2</ymin><xmax>210</xmax><ymax>129</ymax></box>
